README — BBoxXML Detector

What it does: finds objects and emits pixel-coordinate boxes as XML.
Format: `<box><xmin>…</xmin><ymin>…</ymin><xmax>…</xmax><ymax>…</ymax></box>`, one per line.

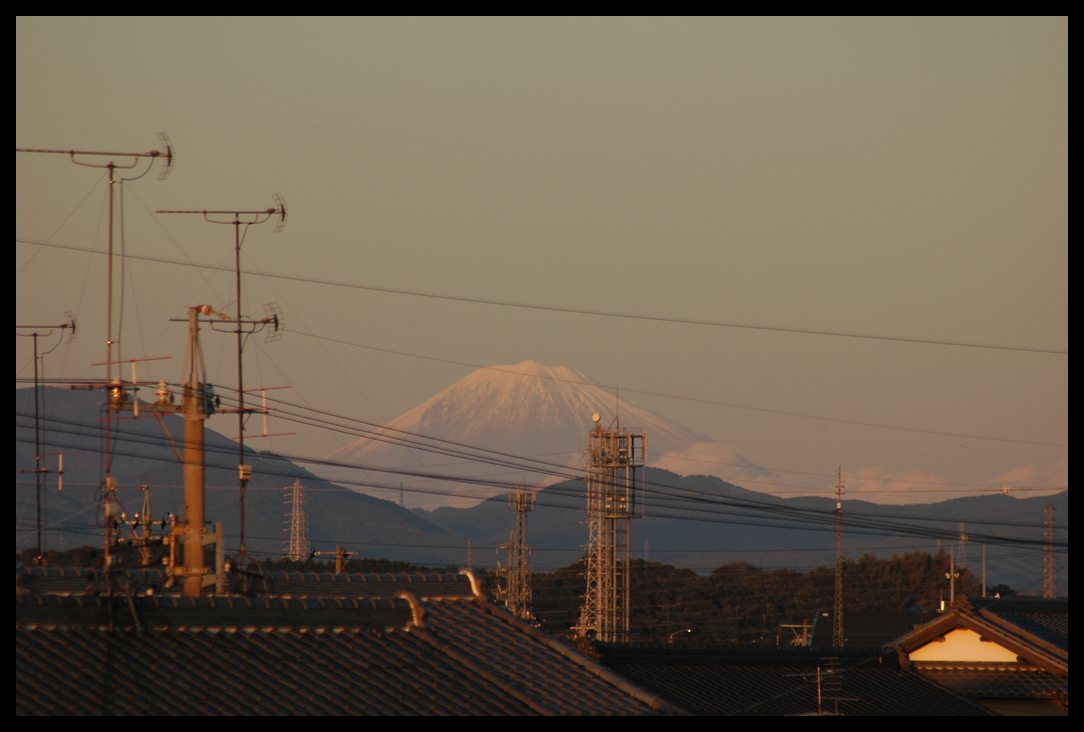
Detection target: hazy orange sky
<box><xmin>16</xmin><ymin>17</ymin><xmax>1066</xmax><ymax>506</ymax></box>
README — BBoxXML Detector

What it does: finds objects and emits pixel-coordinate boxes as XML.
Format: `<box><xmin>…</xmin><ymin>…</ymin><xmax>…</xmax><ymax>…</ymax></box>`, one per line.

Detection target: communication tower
<box><xmin>576</xmin><ymin>413</ymin><xmax>645</xmax><ymax>643</ymax></box>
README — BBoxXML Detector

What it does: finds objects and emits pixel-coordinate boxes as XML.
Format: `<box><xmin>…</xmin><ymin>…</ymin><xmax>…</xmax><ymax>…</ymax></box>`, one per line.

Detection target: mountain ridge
<box><xmin>321</xmin><ymin>359</ymin><xmax>710</xmax><ymax>509</ymax></box>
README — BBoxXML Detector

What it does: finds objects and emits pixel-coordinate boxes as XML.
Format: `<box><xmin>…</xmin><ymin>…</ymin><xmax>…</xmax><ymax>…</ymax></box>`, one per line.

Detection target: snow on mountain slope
<box><xmin>319</xmin><ymin>360</ymin><xmax>709</xmax><ymax>509</ymax></box>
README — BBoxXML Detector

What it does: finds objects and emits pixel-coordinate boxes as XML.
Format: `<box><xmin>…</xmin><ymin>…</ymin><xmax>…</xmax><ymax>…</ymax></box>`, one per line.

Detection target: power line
<box><xmin>19</xmin><ymin>401</ymin><xmax>1069</xmax><ymax>535</ymax></box>
<box><xmin>18</xmin><ymin>394</ymin><xmax>1071</xmax><ymax>536</ymax></box>
<box><xmin>275</xmin><ymin>330</ymin><xmax>1068</xmax><ymax>449</ymax></box>
<box><xmin>16</xmin><ymin>412</ymin><xmax>1068</xmax><ymax>552</ymax></box>
<box><xmin>16</xmin><ymin>238</ymin><xmax>1068</xmax><ymax>356</ymax></box>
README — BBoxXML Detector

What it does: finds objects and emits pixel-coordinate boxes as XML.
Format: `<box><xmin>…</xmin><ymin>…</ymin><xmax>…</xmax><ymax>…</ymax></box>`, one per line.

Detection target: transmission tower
<box><xmin>577</xmin><ymin>414</ymin><xmax>646</xmax><ymax>643</ymax></box>
<box><xmin>1043</xmin><ymin>504</ymin><xmax>1056</xmax><ymax>599</ymax></box>
<box><xmin>499</xmin><ymin>487</ymin><xmax>536</xmax><ymax>620</ymax></box>
<box><xmin>158</xmin><ymin>196</ymin><xmax>286</xmax><ymax>566</ymax></box>
<box><xmin>833</xmin><ymin>467</ymin><xmax>844</xmax><ymax>649</ymax></box>
<box><xmin>285</xmin><ymin>479</ymin><xmax>309</xmax><ymax>562</ymax></box>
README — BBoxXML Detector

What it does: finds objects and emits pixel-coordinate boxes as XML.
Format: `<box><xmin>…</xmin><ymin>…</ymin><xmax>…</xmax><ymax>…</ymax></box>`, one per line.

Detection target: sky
<box><xmin>15</xmin><ymin>17</ymin><xmax>1067</xmax><ymax>507</ymax></box>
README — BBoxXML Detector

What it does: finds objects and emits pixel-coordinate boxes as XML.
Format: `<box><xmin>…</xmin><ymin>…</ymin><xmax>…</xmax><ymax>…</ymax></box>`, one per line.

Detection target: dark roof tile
<box><xmin>915</xmin><ymin>665</ymin><xmax>1069</xmax><ymax>699</ymax></box>
<box><xmin>16</xmin><ymin>574</ymin><xmax>667</xmax><ymax>715</ymax></box>
<box><xmin>599</xmin><ymin>647</ymin><xmax>992</xmax><ymax>716</ymax></box>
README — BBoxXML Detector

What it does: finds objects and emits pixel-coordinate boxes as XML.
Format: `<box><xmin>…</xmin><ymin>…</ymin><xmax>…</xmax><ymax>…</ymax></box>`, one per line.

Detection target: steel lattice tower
<box><xmin>1043</xmin><ymin>504</ymin><xmax>1056</xmax><ymax>599</ymax></box>
<box><xmin>285</xmin><ymin>478</ymin><xmax>308</xmax><ymax>562</ymax></box>
<box><xmin>502</xmin><ymin>487</ymin><xmax>536</xmax><ymax>620</ymax></box>
<box><xmin>577</xmin><ymin>417</ymin><xmax>645</xmax><ymax>643</ymax></box>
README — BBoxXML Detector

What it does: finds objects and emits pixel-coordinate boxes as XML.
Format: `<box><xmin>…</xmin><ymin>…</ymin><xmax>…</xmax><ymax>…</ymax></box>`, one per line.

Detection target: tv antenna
<box><xmin>16</xmin><ymin>316</ymin><xmax>76</xmax><ymax>561</ymax></box>
<box><xmin>158</xmin><ymin>195</ymin><xmax>286</xmax><ymax>564</ymax></box>
<box><xmin>17</xmin><ymin>135</ymin><xmax>174</xmax><ymax>389</ymax></box>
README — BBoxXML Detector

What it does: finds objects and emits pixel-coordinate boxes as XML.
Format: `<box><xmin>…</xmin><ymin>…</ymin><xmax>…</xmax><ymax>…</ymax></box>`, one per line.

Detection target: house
<box><xmin>596</xmin><ymin>645</ymin><xmax>992</xmax><ymax>716</ymax></box>
<box><xmin>883</xmin><ymin>596</ymin><xmax>1068</xmax><ymax>716</ymax></box>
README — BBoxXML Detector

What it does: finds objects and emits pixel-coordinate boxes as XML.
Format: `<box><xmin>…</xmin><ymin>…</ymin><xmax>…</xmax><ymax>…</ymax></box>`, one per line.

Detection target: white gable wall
<box><xmin>909</xmin><ymin>628</ymin><xmax>1020</xmax><ymax>663</ymax></box>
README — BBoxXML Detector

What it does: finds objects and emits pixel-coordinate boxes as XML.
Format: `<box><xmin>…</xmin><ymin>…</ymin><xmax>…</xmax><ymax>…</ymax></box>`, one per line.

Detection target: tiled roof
<box><xmin>914</xmin><ymin>664</ymin><xmax>1069</xmax><ymax>699</ymax></box>
<box><xmin>882</xmin><ymin>596</ymin><xmax>1069</xmax><ymax>709</ymax></box>
<box><xmin>884</xmin><ymin>597</ymin><xmax>1069</xmax><ymax>675</ymax></box>
<box><xmin>420</xmin><ymin>600</ymin><xmax>669</xmax><ymax>715</ymax></box>
<box><xmin>988</xmin><ymin>610</ymin><xmax>1068</xmax><ymax>652</ymax></box>
<box><xmin>16</xmin><ymin>563</ymin><xmax>475</xmax><ymax>600</ymax></box>
<box><xmin>16</xmin><ymin>568</ymin><xmax>673</xmax><ymax>716</ymax></box>
<box><xmin>809</xmin><ymin>610</ymin><xmax>931</xmax><ymax>650</ymax></box>
<box><xmin>16</xmin><ymin>593</ymin><xmax>413</xmax><ymax>631</ymax></box>
<box><xmin>975</xmin><ymin>598</ymin><xmax>1069</xmax><ymax>659</ymax></box>
<box><xmin>17</xmin><ymin>624</ymin><xmax>532</xmax><ymax>715</ymax></box>
<box><xmin>598</xmin><ymin>647</ymin><xmax>991</xmax><ymax>716</ymax></box>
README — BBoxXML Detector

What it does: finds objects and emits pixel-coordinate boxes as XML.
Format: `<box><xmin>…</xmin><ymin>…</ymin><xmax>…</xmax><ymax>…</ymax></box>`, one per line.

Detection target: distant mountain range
<box><xmin>14</xmin><ymin>388</ymin><xmax>465</xmax><ymax>565</ymax></box>
<box><xmin>320</xmin><ymin>360</ymin><xmax>709</xmax><ymax>509</ymax></box>
<box><xmin>15</xmin><ymin>387</ymin><xmax>1068</xmax><ymax>595</ymax></box>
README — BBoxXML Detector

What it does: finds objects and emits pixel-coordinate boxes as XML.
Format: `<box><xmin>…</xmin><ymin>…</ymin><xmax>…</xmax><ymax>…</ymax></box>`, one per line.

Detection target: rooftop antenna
<box><xmin>16</xmin><ymin>317</ymin><xmax>77</xmax><ymax>562</ymax></box>
<box><xmin>17</xmin><ymin>135</ymin><xmax>173</xmax><ymax>389</ymax></box>
<box><xmin>158</xmin><ymin>195</ymin><xmax>286</xmax><ymax>566</ymax></box>
<box><xmin>18</xmin><ymin>136</ymin><xmax>172</xmax><ymax>576</ymax></box>
<box><xmin>1043</xmin><ymin>504</ymin><xmax>1056</xmax><ymax>599</ymax></box>
<box><xmin>833</xmin><ymin>466</ymin><xmax>844</xmax><ymax>649</ymax></box>
<box><xmin>240</xmin><ymin>385</ymin><xmax>295</xmax><ymax>440</ymax></box>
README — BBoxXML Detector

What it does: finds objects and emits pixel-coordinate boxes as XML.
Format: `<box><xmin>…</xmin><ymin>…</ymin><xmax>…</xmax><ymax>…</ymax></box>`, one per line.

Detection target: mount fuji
<box><xmin>320</xmin><ymin>360</ymin><xmax>710</xmax><ymax>510</ymax></box>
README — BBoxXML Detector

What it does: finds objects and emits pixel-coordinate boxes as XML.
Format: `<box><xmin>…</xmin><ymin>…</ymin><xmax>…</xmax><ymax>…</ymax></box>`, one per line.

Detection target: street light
<box><xmin>667</xmin><ymin>628</ymin><xmax>693</xmax><ymax>645</ymax></box>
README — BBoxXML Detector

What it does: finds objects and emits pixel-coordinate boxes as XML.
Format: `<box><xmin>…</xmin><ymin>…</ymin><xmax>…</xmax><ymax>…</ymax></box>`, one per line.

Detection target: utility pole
<box><xmin>833</xmin><ymin>467</ymin><xmax>844</xmax><ymax>650</ymax></box>
<box><xmin>312</xmin><ymin>545</ymin><xmax>356</xmax><ymax>573</ymax></box>
<box><xmin>982</xmin><ymin>543</ymin><xmax>987</xmax><ymax>598</ymax></box>
<box><xmin>18</xmin><ymin>137</ymin><xmax>173</xmax><ymax>578</ymax></box>
<box><xmin>285</xmin><ymin>478</ymin><xmax>309</xmax><ymax>562</ymax></box>
<box><xmin>116</xmin><ymin>485</ymin><xmax>168</xmax><ymax>568</ymax></box>
<box><xmin>1043</xmin><ymin>504</ymin><xmax>1056</xmax><ymax>599</ymax></box>
<box><xmin>158</xmin><ymin>197</ymin><xmax>285</xmax><ymax>566</ymax></box>
<box><xmin>957</xmin><ymin>522</ymin><xmax>968</xmax><ymax>572</ymax></box>
<box><xmin>945</xmin><ymin>545</ymin><xmax>960</xmax><ymax>608</ymax></box>
<box><xmin>180</xmin><ymin>306</ymin><xmax>212</xmax><ymax>597</ymax></box>
<box><xmin>577</xmin><ymin>413</ymin><xmax>646</xmax><ymax>643</ymax></box>
<box><xmin>16</xmin><ymin>318</ymin><xmax>76</xmax><ymax>561</ymax></box>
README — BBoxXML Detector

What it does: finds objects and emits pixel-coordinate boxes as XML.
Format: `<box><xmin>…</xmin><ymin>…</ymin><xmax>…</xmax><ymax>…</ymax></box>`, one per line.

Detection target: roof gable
<box><xmin>885</xmin><ymin>600</ymin><xmax>1068</xmax><ymax>676</ymax></box>
<box><xmin>908</xmin><ymin>628</ymin><xmax>1020</xmax><ymax>663</ymax></box>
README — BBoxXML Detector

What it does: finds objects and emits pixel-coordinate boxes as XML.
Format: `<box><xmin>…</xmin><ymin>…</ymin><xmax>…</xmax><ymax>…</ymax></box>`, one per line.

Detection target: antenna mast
<box><xmin>158</xmin><ymin>196</ymin><xmax>286</xmax><ymax>565</ymax></box>
<box><xmin>1043</xmin><ymin>504</ymin><xmax>1056</xmax><ymax>599</ymax></box>
<box><xmin>833</xmin><ymin>466</ymin><xmax>844</xmax><ymax>649</ymax></box>
<box><xmin>16</xmin><ymin>318</ymin><xmax>76</xmax><ymax>561</ymax></box>
<box><xmin>18</xmin><ymin>136</ymin><xmax>173</xmax><ymax>575</ymax></box>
